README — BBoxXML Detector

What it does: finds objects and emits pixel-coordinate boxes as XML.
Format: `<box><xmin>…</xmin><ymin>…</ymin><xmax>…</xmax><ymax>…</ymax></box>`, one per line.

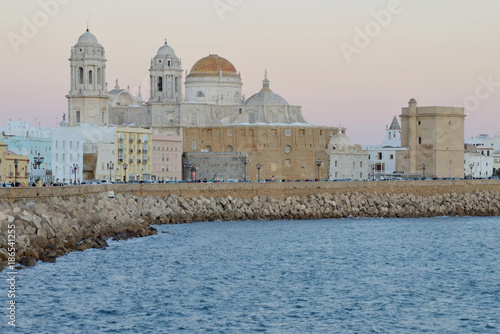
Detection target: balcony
<box><xmin>137</xmin><ymin>139</ymin><xmax>142</xmax><ymax>144</ymax></box>
<box><xmin>142</xmin><ymin>149</ymin><xmax>148</xmax><ymax>154</ymax></box>
<box><xmin>129</xmin><ymin>158</ymin><xmax>133</xmax><ymax>163</ymax></box>
<box><xmin>137</xmin><ymin>159</ymin><xmax>141</xmax><ymax>163</ymax></box>
<box><xmin>118</xmin><ymin>138</ymin><xmax>123</xmax><ymax>143</ymax></box>
<box><xmin>129</xmin><ymin>149</ymin><xmax>133</xmax><ymax>153</ymax></box>
<box><xmin>142</xmin><ymin>155</ymin><xmax>149</xmax><ymax>162</ymax></box>
<box><xmin>129</xmin><ymin>138</ymin><xmax>133</xmax><ymax>143</ymax></box>
<box><xmin>137</xmin><ymin>149</ymin><xmax>142</xmax><ymax>153</ymax></box>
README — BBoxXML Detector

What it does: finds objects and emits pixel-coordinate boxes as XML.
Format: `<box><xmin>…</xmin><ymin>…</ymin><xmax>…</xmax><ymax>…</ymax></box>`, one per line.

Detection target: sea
<box><xmin>1</xmin><ymin>216</ymin><xmax>499</xmax><ymax>334</ymax></box>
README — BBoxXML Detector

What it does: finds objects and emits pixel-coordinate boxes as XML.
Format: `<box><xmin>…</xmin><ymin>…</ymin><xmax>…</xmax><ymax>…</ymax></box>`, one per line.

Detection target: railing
<box><xmin>137</xmin><ymin>159</ymin><xmax>141</xmax><ymax>163</ymax></box>
<box><xmin>129</xmin><ymin>138</ymin><xmax>133</xmax><ymax>143</ymax></box>
<box><xmin>118</xmin><ymin>138</ymin><xmax>123</xmax><ymax>143</ymax></box>
<box><xmin>137</xmin><ymin>139</ymin><xmax>142</xmax><ymax>144</ymax></box>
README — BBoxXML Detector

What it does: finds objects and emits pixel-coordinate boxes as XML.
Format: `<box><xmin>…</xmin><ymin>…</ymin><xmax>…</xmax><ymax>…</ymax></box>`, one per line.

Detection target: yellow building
<box><xmin>397</xmin><ymin>99</ymin><xmax>465</xmax><ymax>178</ymax></box>
<box><xmin>115</xmin><ymin>127</ymin><xmax>152</xmax><ymax>182</ymax></box>
<box><xmin>0</xmin><ymin>142</ymin><xmax>30</xmax><ymax>186</ymax></box>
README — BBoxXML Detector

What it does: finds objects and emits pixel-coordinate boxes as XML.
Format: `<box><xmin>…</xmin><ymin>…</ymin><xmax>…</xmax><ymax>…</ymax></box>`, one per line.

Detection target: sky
<box><xmin>1</xmin><ymin>0</ymin><xmax>500</xmax><ymax>144</ymax></box>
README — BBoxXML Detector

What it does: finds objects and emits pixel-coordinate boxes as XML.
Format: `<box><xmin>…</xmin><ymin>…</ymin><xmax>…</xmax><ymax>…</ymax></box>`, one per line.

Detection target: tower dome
<box><xmin>156</xmin><ymin>41</ymin><xmax>176</xmax><ymax>57</ymax></box>
<box><xmin>76</xmin><ymin>29</ymin><xmax>100</xmax><ymax>46</ymax></box>
<box><xmin>188</xmin><ymin>55</ymin><xmax>239</xmax><ymax>78</ymax></box>
<box><xmin>245</xmin><ymin>70</ymin><xmax>289</xmax><ymax>106</ymax></box>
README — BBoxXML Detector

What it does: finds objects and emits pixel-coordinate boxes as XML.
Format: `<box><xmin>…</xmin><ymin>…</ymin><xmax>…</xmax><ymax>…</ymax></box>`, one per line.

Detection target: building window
<box><xmin>418</xmin><ymin>121</ymin><xmax>421</xmax><ymax>125</ymax></box>
<box><xmin>249</xmin><ymin>114</ymin><xmax>256</xmax><ymax>124</ymax></box>
<box><xmin>192</xmin><ymin>141</ymin><xmax>197</xmax><ymax>150</ymax></box>
<box><xmin>206</xmin><ymin>146</ymin><xmax>212</xmax><ymax>152</ymax></box>
<box><xmin>88</xmin><ymin>70</ymin><xmax>93</xmax><ymax>84</ymax></box>
<box><xmin>228</xmin><ymin>129</ymin><xmax>232</xmax><ymax>136</ymax></box>
<box><xmin>378</xmin><ymin>152</ymin><xmax>382</xmax><ymax>160</ymax></box>
<box><xmin>76</xmin><ymin>111</ymin><xmax>81</xmax><ymax>124</ymax></box>
<box><xmin>227</xmin><ymin>145</ymin><xmax>233</xmax><ymax>152</ymax></box>
<box><xmin>418</xmin><ymin>137</ymin><xmax>422</xmax><ymax>145</ymax></box>
<box><xmin>97</xmin><ymin>68</ymin><xmax>102</xmax><ymax>85</ymax></box>
<box><xmin>360</xmin><ymin>161</ymin><xmax>363</xmax><ymax>168</ymax></box>
<box><xmin>79</xmin><ymin>67</ymin><xmax>84</xmax><ymax>84</ymax></box>
<box><xmin>284</xmin><ymin>145</ymin><xmax>292</xmax><ymax>154</ymax></box>
<box><xmin>158</xmin><ymin>77</ymin><xmax>163</xmax><ymax>92</ymax></box>
<box><xmin>285</xmin><ymin>129</ymin><xmax>291</xmax><ymax>137</ymax></box>
<box><xmin>196</xmin><ymin>91</ymin><xmax>205</xmax><ymax>98</ymax></box>
<box><xmin>285</xmin><ymin>159</ymin><xmax>290</xmax><ymax>165</ymax></box>
<box><xmin>335</xmin><ymin>161</ymin><xmax>338</xmax><ymax>168</ymax></box>
<box><xmin>190</xmin><ymin>112</ymin><xmax>198</xmax><ymax>126</ymax></box>
<box><xmin>390</xmin><ymin>154</ymin><xmax>394</xmax><ymax>160</ymax></box>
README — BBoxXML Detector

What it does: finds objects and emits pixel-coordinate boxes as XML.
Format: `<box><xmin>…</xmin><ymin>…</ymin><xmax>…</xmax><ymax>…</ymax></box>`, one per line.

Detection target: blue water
<box><xmin>1</xmin><ymin>216</ymin><xmax>499</xmax><ymax>333</ymax></box>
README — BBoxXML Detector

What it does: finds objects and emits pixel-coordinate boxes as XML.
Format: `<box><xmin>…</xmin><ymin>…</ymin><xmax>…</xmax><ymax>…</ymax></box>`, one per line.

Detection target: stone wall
<box><xmin>1</xmin><ymin>179</ymin><xmax>500</xmax><ymax>201</ymax></box>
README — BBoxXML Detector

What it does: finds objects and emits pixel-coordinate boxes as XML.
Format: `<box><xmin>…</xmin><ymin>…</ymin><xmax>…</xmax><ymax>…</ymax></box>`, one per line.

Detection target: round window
<box><xmin>284</xmin><ymin>145</ymin><xmax>292</xmax><ymax>154</ymax></box>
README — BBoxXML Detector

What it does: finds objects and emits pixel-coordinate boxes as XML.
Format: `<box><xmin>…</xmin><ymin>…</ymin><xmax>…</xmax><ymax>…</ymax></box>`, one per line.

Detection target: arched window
<box><xmin>175</xmin><ymin>77</ymin><xmax>178</xmax><ymax>92</ymax></box>
<box><xmin>76</xmin><ymin>111</ymin><xmax>81</xmax><ymax>123</ymax></box>
<box><xmin>97</xmin><ymin>68</ymin><xmax>102</xmax><ymax>85</ymax></box>
<box><xmin>196</xmin><ymin>91</ymin><xmax>205</xmax><ymax>98</ymax></box>
<box><xmin>227</xmin><ymin>145</ymin><xmax>233</xmax><ymax>152</ymax></box>
<box><xmin>89</xmin><ymin>70</ymin><xmax>93</xmax><ymax>84</ymax></box>
<box><xmin>190</xmin><ymin>112</ymin><xmax>198</xmax><ymax>126</ymax></box>
<box><xmin>388</xmin><ymin>132</ymin><xmax>391</xmax><ymax>140</ymax></box>
<box><xmin>206</xmin><ymin>146</ymin><xmax>212</xmax><ymax>152</ymax></box>
<box><xmin>158</xmin><ymin>77</ymin><xmax>163</xmax><ymax>92</ymax></box>
<box><xmin>79</xmin><ymin>67</ymin><xmax>84</xmax><ymax>84</ymax></box>
<box><xmin>101</xmin><ymin>111</ymin><xmax>105</xmax><ymax>123</ymax></box>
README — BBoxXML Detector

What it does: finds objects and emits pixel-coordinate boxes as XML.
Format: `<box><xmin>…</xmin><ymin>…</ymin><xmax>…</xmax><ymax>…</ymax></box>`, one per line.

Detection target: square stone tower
<box><xmin>397</xmin><ymin>99</ymin><xmax>465</xmax><ymax>178</ymax></box>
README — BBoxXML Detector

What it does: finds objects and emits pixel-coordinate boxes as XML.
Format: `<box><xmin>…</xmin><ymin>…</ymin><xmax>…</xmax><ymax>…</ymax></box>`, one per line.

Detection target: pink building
<box><xmin>152</xmin><ymin>135</ymin><xmax>182</xmax><ymax>181</ymax></box>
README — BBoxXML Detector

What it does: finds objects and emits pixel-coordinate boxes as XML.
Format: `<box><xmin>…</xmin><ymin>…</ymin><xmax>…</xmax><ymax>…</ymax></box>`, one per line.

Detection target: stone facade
<box><xmin>397</xmin><ymin>99</ymin><xmax>465</xmax><ymax>178</ymax></box>
<box><xmin>327</xmin><ymin>133</ymin><xmax>370</xmax><ymax>180</ymax></box>
<box><xmin>183</xmin><ymin>125</ymin><xmax>341</xmax><ymax>181</ymax></box>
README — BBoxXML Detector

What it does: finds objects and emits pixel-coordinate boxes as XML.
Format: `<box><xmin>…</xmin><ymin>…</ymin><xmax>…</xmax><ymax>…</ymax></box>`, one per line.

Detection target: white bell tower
<box><xmin>148</xmin><ymin>40</ymin><xmax>183</xmax><ymax>131</ymax></box>
<box><xmin>67</xmin><ymin>29</ymin><xmax>109</xmax><ymax>126</ymax></box>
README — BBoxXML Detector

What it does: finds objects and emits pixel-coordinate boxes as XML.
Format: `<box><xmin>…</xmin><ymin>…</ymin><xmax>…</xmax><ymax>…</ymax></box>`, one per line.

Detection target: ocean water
<box><xmin>1</xmin><ymin>216</ymin><xmax>499</xmax><ymax>334</ymax></box>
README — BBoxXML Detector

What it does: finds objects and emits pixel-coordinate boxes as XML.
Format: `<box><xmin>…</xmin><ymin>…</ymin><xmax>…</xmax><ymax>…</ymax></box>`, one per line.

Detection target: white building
<box><xmin>52</xmin><ymin>128</ymin><xmax>83</xmax><ymax>183</ymax></box>
<box><xmin>363</xmin><ymin>117</ymin><xmax>407</xmax><ymax>178</ymax></box>
<box><xmin>327</xmin><ymin>132</ymin><xmax>370</xmax><ymax>180</ymax></box>
<box><xmin>464</xmin><ymin>144</ymin><xmax>494</xmax><ymax>179</ymax></box>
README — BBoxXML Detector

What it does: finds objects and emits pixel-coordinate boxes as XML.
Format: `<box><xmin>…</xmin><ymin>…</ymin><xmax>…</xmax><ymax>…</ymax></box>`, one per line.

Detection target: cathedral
<box><xmin>67</xmin><ymin>29</ymin><xmax>349</xmax><ymax>180</ymax></box>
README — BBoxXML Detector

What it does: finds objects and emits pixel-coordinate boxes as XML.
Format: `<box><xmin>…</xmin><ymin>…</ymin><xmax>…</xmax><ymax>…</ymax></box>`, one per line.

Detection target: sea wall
<box><xmin>1</xmin><ymin>182</ymin><xmax>500</xmax><ymax>270</ymax></box>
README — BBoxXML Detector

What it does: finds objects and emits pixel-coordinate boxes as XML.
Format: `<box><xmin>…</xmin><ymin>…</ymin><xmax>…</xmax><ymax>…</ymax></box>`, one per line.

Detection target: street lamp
<box><xmin>107</xmin><ymin>161</ymin><xmax>114</xmax><ymax>182</ymax></box>
<box><xmin>242</xmin><ymin>157</ymin><xmax>249</xmax><ymax>181</ymax></box>
<box><xmin>371</xmin><ymin>162</ymin><xmax>376</xmax><ymax>181</ymax></box>
<box><xmin>123</xmin><ymin>163</ymin><xmax>128</xmax><ymax>182</ymax></box>
<box><xmin>33</xmin><ymin>153</ymin><xmax>44</xmax><ymax>170</ymax></box>
<box><xmin>469</xmin><ymin>163</ymin><xmax>474</xmax><ymax>179</ymax></box>
<box><xmin>422</xmin><ymin>164</ymin><xmax>426</xmax><ymax>179</ymax></box>
<box><xmin>14</xmin><ymin>159</ymin><xmax>18</xmax><ymax>187</ymax></box>
<box><xmin>256</xmin><ymin>163</ymin><xmax>262</xmax><ymax>182</ymax></box>
<box><xmin>315</xmin><ymin>159</ymin><xmax>322</xmax><ymax>181</ymax></box>
<box><xmin>72</xmin><ymin>164</ymin><xmax>78</xmax><ymax>185</ymax></box>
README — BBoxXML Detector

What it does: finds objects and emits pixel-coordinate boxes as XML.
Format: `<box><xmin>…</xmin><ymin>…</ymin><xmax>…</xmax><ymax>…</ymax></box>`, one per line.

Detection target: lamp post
<box><xmin>33</xmin><ymin>153</ymin><xmax>44</xmax><ymax>169</ymax></box>
<box><xmin>256</xmin><ymin>163</ymin><xmax>262</xmax><ymax>182</ymax></box>
<box><xmin>371</xmin><ymin>163</ymin><xmax>375</xmax><ymax>181</ymax></box>
<box><xmin>72</xmin><ymin>164</ymin><xmax>78</xmax><ymax>185</ymax></box>
<box><xmin>14</xmin><ymin>159</ymin><xmax>18</xmax><ymax>187</ymax></box>
<box><xmin>242</xmin><ymin>157</ymin><xmax>249</xmax><ymax>181</ymax></box>
<box><xmin>123</xmin><ymin>163</ymin><xmax>128</xmax><ymax>182</ymax></box>
<box><xmin>469</xmin><ymin>163</ymin><xmax>474</xmax><ymax>179</ymax></box>
<box><xmin>422</xmin><ymin>163</ymin><xmax>426</xmax><ymax>179</ymax></box>
<box><xmin>107</xmin><ymin>161</ymin><xmax>114</xmax><ymax>182</ymax></box>
<box><xmin>315</xmin><ymin>159</ymin><xmax>322</xmax><ymax>181</ymax></box>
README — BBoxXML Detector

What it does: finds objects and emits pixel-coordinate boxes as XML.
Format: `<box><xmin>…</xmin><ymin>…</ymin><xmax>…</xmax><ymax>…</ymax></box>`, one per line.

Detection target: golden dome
<box><xmin>188</xmin><ymin>54</ymin><xmax>239</xmax><ymax>77</ymax></box>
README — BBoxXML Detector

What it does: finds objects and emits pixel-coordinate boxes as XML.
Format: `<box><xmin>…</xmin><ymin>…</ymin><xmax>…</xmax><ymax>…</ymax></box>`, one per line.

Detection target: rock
<box><xmin>19</xmin><ymin>257</ymin><xmax>37</xmax><ymax>267</ymax></box>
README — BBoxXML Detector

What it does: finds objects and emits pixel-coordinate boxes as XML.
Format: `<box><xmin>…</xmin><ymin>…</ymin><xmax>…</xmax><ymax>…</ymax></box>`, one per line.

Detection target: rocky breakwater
<box><xmin>0</xmin><ymin>193</ymin><xmax>158</xmax><ymax>271</ymax></box>
<box><xmin>2</xmin><ymin>190</ymin><xmax>500</xmax><ymax>270</ymax></box>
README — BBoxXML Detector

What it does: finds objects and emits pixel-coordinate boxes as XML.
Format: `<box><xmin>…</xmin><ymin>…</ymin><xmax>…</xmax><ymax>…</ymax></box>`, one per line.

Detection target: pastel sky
<box><xmin>2</xmin><ymin>0</ymin><xmax>500</xmax><ymax>144</ymax></box>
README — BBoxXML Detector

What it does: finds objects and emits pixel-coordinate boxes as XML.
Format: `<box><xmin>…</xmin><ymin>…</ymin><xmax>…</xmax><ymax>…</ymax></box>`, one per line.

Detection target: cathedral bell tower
<box><xmin>148</xmin><ymin>40</ymin><xmax>183</xmax><ymax>130</ymax></box>
<box><xmin>67</xmin><ymin>29</ymin><xmax>109</xmax><ymax>127</ymax></box>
